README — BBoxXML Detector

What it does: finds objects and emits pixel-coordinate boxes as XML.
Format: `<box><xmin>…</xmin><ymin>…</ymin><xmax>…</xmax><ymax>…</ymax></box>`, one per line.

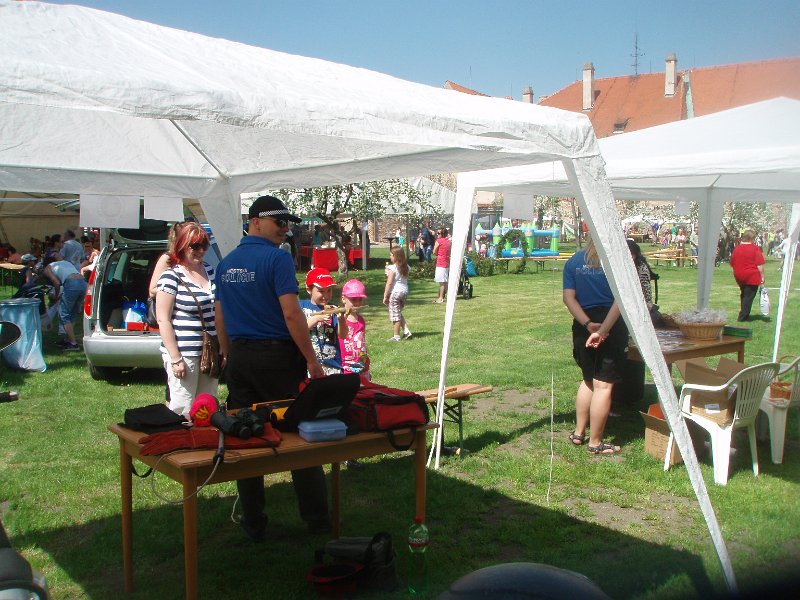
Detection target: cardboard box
<box><xmin>641</xmin><ymin>404</ymin><xmax>682</xmax><ymax>465</ymax></box>
<box><xmin>681</xmin><ymin>361</ymin><xmax>736</xmax><ymax>426</ymax></box>
<box><xmin>714</xmin><ymin>357</ymin><xmax>748</xmax><ymax>379</ymax></box>
<box><xmin>640</xmin><ymin>404</ymin><xmax>705</xmax><ymax>465</ymax></box>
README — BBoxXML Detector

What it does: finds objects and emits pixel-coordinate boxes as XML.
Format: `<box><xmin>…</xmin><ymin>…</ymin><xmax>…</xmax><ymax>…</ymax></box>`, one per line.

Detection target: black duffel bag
<box><xmin>311</xmin><ymin>532</ymin><xmax>402</xmax><ymax>593</ymax></box>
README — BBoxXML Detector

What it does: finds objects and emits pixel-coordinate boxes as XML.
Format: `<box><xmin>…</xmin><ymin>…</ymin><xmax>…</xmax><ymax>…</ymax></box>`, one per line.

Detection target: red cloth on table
<box><xmin>139</xmin><ymin>426</ymin><xmax>281</xmax><ymax>455</ymax></box>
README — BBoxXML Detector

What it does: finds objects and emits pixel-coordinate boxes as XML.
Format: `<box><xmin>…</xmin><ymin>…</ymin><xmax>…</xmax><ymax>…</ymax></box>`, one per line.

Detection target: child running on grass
<box><xmin>339</xmin><ymin>279</ymin><xmax>371</xmax><ymax>381</ymax></box>
<box><xmin>383</xmin><ymin>246</ymin><xmax>411</xmax><ymax>342</ymax></box>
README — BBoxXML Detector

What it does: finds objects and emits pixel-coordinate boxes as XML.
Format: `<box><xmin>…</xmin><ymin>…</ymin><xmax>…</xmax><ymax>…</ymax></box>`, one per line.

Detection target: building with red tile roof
<box><xmin>539</xmin><ymin>55</ymin><xmax>800</xmax><ymax>137</ymax></box>
<box><xmin>446</xmin><ymin>56</ymin><xmax>800</xmax><ymax>138</ymax></box>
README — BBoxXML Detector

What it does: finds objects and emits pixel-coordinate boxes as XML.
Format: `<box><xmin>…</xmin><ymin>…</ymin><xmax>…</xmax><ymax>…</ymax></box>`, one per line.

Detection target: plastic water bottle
<box><xmin>407</xmin><ymin>516</ymin><xmax>429</xmax><ymax>596</ymax></box>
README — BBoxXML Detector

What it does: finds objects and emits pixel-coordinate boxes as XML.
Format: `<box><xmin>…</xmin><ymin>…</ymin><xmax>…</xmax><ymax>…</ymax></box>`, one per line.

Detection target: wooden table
<box><xmin>628</xmin><ymin>330</ymin><xmax>746</xmax><ymax>366</ymax></box>
<box><xmin>109</xmin><ymin>423</ymin><xmax>435</xmax><ymax>600</ymax></box>
<box><xmin>0</xmin><ymin>262</ymin><xmax>23</xmax><ymax>287</ymax></box>
<box><xmin>417</xmin><ymin>384</ymin><xmax>493</xmax><ymax>456</ymax></box>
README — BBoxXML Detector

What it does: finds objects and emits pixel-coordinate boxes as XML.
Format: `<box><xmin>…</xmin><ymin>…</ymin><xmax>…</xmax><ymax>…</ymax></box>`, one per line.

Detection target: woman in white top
<box><xmin>382</xmin><ymin>246</ymin><xmax>411</xmax><ymax>342</ymax></box>
<box><xmin>155</xmin><ymin>222</ymin><xmax>218</xmax><ymax>417</ymax></box>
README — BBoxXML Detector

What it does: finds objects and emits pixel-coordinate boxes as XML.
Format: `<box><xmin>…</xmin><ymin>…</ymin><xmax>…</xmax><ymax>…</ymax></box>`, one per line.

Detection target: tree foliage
<box><xmin>276</xmin><ymin>179</ymin><xmax>442</xmax><ymax>275</ymax></box>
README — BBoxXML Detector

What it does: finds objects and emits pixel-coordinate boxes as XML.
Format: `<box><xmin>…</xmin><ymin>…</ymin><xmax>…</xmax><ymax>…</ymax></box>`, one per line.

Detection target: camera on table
<box><xmin>210</xmin><ymin>407</ymin><xmax>270</xmax><ymax>439</ymax></box>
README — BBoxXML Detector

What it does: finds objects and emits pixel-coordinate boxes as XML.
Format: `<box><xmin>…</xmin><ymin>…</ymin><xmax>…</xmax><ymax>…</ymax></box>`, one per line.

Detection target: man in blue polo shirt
<box><xmin>215</xmin><ymin>195</ymin><xmax>329</xmax><ymax>542</ymax></box>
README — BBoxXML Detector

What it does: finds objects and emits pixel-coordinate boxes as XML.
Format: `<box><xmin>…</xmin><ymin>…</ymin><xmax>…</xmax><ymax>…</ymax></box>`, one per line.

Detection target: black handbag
<box><xmin>145</xmin><ymin>296</ymin><xmax>158</xmax><ymax>328</ymax></box>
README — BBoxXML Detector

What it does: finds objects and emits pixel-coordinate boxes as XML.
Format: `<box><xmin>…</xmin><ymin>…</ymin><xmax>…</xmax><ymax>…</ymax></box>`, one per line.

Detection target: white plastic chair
<box><xmin>668</xmin><ymin>362</ymin><xmax>779</xmax><ymax>485</ymax></box>
<box><xmin>758</xmin><ymin>356</ymin><xmax>800</xmax><ymax>464</ymax></box>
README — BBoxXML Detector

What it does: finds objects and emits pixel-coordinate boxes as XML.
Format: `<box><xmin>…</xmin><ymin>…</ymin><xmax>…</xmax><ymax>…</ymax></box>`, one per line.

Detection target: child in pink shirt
<box><xmin>339</xmin><ymin>279</ymin><xmax>371</xmax><ymax>381</ymax></box>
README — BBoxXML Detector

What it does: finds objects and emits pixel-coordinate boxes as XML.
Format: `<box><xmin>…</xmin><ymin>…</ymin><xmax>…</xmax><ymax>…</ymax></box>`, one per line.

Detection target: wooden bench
<box><xmin>416</xmin><ymin>383</ymin><xmax>493</xmax><ymax>456</ymax></box>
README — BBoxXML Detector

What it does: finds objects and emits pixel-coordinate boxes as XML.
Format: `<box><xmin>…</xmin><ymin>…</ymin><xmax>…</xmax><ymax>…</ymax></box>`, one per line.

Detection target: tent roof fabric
<box><xmin>467</xmin><ymin>98</ymin><xmax>800</xmax><ymax>203</ymax></box>
<box><xmin>0</xmin><ymin>0</ymin><xmax>601</xmax><ymax>252</ymax></box>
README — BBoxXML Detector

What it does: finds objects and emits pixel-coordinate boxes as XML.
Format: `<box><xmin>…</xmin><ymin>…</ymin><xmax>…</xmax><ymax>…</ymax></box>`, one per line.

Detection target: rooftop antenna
<box><xmin>631</xmin><ymin>32</ymin><xmax>645</xmax><ymax>76</ymax></box>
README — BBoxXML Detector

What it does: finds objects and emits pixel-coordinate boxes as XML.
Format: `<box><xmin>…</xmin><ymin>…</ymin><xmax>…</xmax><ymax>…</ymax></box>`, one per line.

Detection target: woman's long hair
<box><xmin>584</xmin><ymin>235</ymin><xmax>600</xmax><ymax>269</ymax></box>
<box><xmin>391</xmin><ymin>246</ymin><xmax>409</xmax><ymax>278</ymax></box>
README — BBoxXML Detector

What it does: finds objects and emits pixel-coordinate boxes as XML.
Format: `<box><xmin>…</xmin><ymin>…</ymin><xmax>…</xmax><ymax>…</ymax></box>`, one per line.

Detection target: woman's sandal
<box><xmin>586</xmin><ymin>442</ymin><xmax>621</xmax><ymax>455</ymax></box>
<box><xmin>568</xmin><ymin>432</ymin><xmax>586</xmax><ymax>446</ymax></box>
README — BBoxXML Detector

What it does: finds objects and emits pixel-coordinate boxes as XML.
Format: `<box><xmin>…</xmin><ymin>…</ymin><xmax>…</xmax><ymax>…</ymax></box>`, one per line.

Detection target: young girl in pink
<box><xmin>339</xmin><ymin>279</ymin><xmax>371</xmax><ymax>381</ymax></box>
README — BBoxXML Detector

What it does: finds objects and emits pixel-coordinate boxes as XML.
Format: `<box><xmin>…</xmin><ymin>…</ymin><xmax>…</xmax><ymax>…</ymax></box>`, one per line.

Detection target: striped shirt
<box><xmin>157</xmin><ymin>263</ymin><xmax>216</xmax><ymax>357</ymax></box>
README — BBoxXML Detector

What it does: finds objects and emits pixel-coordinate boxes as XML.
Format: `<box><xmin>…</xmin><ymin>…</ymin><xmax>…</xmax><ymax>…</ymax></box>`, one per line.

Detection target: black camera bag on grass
<box><xmin>312</xmin><ymin>532</ymin><xmax>401</xmax><ymax>593</ymax></box>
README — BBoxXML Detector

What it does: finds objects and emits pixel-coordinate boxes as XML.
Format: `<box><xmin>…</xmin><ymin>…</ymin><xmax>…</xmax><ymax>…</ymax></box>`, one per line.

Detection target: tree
<box><xmin>277</xmin><ymin>180</ymin><xmax>441</xmax><ymax>275</ymax></box>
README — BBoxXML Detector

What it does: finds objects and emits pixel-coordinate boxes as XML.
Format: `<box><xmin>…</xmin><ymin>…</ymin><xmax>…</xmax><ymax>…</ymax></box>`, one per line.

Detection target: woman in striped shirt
<box><xmin>155</xmin><ymin>222</ymin><xmax>218</xmax><ymax>417</ymax></box>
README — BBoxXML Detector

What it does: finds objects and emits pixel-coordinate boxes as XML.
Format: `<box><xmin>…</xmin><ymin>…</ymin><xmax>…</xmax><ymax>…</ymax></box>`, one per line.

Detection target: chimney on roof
<box><xmin>665</xmin><ymin>53</ymin><xmax>678</xmax><ymax>97</ymax></box>
<box><xmin>522</xmin><ymin>86</ymin><xmax>534</xmax><ymax>104</ymax></box>
<box><xmin>582</xmin><ymin>62</ymin><xmax>595</xmax><ymax>111</ymax></box>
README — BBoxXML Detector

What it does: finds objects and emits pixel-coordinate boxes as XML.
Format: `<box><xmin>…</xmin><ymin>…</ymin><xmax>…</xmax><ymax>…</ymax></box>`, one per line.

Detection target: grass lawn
<box><xmin>1</xmin><ymin>248</ymin><xmax>798</xmax><ymax>599</ymax></box>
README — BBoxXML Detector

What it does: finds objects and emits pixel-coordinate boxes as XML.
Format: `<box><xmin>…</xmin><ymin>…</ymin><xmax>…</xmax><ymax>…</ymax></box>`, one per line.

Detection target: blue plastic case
<box><xmin>298</xmin><ymin>418</ymin><xmax>347</xmax><ymax>442</ymax></box>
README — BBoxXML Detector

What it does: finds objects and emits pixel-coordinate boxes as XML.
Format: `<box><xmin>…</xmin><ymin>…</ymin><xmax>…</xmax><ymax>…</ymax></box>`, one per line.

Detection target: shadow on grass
<box><xmin>12</xmin><ymin>454</ymin><xmax>723</xmax><ymax>600</ymax></box>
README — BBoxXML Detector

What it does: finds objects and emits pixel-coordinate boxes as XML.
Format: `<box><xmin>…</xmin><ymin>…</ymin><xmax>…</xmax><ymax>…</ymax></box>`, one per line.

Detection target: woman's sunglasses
<box><xmin>188</xmin><ymin>242</ymin><xmax>209</xmax><ymax>251</ymax></box>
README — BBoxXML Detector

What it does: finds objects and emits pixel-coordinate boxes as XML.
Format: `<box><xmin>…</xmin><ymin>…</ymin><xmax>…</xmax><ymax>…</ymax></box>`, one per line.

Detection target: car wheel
<box><xmin>87</xmin><ymin>361</ymin><xmax>122</xmax><ymax>381</ymax></box>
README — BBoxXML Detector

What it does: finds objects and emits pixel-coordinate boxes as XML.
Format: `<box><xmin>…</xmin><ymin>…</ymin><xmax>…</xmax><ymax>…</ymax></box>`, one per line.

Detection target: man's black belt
<box><xmin>233</xmin><ymin>338</ymin><xmax>292</xmax><ymax>346</ymax></box>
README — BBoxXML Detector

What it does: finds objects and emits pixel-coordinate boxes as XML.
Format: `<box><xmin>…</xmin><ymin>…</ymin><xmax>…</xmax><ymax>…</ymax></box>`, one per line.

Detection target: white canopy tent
<box><xmin>0</xmin><ymin>1</ymin><xmax>734</xmax><ymax>592</ymax></box>
<box><xmin>462</xmin><ymin>98</ymin><xmax>800</xmax><ymax>361</ymax></box>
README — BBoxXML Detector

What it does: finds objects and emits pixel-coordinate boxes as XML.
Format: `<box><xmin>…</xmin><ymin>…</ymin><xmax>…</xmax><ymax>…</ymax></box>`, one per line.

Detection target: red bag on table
<box><xmin>347</xmin><ymin>381</ymin><xmax>428</xmax><ymax>450</ymax></box>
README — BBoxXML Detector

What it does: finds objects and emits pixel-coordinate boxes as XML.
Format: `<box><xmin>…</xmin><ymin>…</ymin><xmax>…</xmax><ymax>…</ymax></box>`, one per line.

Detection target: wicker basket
<box><xmin>769</xmin><ymin>381</ymin><xmax>792</xmax><ymax>400</ymax></box>
<box><xmin>675</xmin><ymin>321</ymin><xmax>725</xmax><ymax>340</ymax></box>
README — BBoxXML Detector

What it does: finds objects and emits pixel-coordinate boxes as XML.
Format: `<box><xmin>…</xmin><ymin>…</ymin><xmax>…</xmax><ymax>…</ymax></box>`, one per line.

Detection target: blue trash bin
<box><xmin>0</xmin><ymin>298</ymin><xmax>46</xmax><ymax>372</ymax></box>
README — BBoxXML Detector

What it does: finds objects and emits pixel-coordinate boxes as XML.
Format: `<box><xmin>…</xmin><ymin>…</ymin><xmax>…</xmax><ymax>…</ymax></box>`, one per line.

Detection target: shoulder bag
<box><xmin>347</xmin><ymin>381</ymin><xmax>428</xmax><ymax>450</ymax></box>
<box><xmin>174</xmin><ymin>270</ymin><xmax>221</xmax><ymax>378</ymax></box>
<box><xmin>145</xmin><ymin>296</ymin><xmax>159</xmax><ymax>328</ymax></box>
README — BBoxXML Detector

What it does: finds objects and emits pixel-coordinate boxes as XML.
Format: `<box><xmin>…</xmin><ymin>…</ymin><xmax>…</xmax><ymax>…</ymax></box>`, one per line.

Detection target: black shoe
<box><xmin>239</xmin><ymin>516</ymin><xmax>266</xmax><ymax>543</ymax></box>
<box><xmin>307</xmin><ymin>518</ymin><xmax>332</xmax><ymax>535</ymax></box>
<box><xmin>0</xmin><ymin>391</ymin><xmax>19</xmax><ymax>403</ymax></box>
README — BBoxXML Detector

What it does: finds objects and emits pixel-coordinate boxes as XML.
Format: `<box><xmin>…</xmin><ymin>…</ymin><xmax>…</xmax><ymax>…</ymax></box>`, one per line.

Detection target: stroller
<box><xmin>457</xmin><ymin>258</ymin><xmax>474</xmax><ymax>299</ymax></box>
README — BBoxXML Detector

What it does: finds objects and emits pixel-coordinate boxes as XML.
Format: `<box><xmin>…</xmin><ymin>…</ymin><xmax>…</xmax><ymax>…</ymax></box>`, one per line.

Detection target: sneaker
<box><xmin>387</xmin><ymin>336</ymin><xmax>402</xmax><ymax>342</ymax></box>
<box><xmin>403</xmin><ymin>329</ymin><xmax>412</xmax><ymax>339</ymax></box>
<box><xmin>62</xmin><ymin>343</ymin><xmax>81</xmax><ymax>352</ymax></box>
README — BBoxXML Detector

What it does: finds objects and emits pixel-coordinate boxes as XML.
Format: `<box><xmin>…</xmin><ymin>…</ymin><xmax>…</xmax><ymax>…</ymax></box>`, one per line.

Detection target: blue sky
<box><xmin>50</xmin><ymin>0</ymin><xmax>799</xmax><ymax>99</ymax></box>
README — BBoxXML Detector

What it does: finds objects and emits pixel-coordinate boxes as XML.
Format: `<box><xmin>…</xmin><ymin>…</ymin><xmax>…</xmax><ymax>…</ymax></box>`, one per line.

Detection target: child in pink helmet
<box><xmin>339</xmin><ymin>278</ymin><xmax>371</xmax><ymax>381</ymax></box>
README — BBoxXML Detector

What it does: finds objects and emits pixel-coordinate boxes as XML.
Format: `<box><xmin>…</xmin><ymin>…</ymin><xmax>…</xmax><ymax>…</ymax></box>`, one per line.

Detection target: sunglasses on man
<box><xmin>260</xmin><ymin>217</ymin><xmax>289</xmax><ymax>228</ymax></box>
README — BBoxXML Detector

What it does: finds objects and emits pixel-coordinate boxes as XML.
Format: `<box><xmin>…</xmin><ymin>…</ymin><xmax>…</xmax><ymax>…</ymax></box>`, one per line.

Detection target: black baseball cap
<box><xmin>248</xmin><ymin>195</ymin><xmax>301</xmax><ymax>223</ymax></box>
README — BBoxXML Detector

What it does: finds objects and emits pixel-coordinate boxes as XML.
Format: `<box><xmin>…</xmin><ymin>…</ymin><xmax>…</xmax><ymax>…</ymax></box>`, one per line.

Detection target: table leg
<box><xmin>331</xmin><ymin>462</ymin><xmax>341</xmax><ymax>539</ymax></box>
<box><xmin>738</xmin><ymin>346</ymin><xmax>745</xmax><ymax>363</ymax></box>
<box><xmin>414</xmin><ymin>428</ymin><xmax>427</xmax><ymax>521</ymax></box>
<box><xmin>456</xmin><ymin>399</ymin><xmax>465</xmax><ymax>457</ymax></box>
<box><xmin>182</xmin><ymin>470</ymin><xmax>199</xmax><ymax>600</ymax></box>
<box><xmin>119</xmin><ymin>441</ymin><xmax>133</xmax><ymax>593</ymax></box>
